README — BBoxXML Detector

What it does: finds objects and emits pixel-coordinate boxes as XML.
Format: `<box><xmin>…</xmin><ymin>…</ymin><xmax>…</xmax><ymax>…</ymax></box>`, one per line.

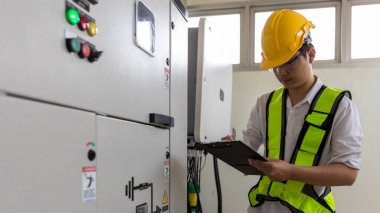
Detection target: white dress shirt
<box><xmin>243</xmin><ymin>77</ymin><xmax>363</xmax><ymax>213</ymax></box>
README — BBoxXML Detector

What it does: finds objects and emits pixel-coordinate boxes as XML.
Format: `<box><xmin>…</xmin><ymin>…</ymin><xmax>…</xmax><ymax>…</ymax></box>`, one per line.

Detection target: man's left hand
<box><xmin>248</xmin><ymin>158</ymin><xmax>294</xmax><ymax>182</ymax></box>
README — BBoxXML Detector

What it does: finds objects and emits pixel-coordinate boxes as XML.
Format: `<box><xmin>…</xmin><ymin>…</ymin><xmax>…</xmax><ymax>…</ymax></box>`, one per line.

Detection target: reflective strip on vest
<box><xmin>248</xmin><ymin>86</ymin><xmax>344</xmax><ymax>213</ymax></box>
<box><xmin>267</xmin><ymin>88</ymin><xmax>284</xmax><ymax>159</ymax></box>
<box><xmin>248</xmin><ymin>176</ymin><xmax>271</xmax><ymax>206</ymax></box>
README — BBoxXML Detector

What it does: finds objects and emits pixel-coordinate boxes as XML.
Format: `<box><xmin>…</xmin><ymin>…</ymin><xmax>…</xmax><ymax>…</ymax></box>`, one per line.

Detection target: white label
<box><xmin>164</xmin><ymin>160</ymin><xmax>170</xmax><ymax>183</ymax></box>
<box><xmin>164</xmin><ymin>67</ymin><xmax>170</xmax><ymax>91</ymax></box>
<box><xmin>82</xmin><ymin>166</ymin><xmax>96</xmax><ymax>203</ymax></box>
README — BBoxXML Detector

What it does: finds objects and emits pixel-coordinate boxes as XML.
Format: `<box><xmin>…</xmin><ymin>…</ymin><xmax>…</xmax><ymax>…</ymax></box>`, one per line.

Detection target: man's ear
<box><xmin>308</xmin><ymin>48</ymin><xmax>316</xmax><ymax>63</ymax></box>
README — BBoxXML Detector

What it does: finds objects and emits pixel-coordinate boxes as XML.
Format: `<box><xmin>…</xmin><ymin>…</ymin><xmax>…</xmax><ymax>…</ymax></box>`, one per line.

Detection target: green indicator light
<box><xmin>70</xmin><ymin>38</ymin><xmax>81</xmax><ymax>53</ymax></box>
<box><xmin>66</xmin><ymin>8</ymin><xmax>80</xmax><ymax>25</ymax></box>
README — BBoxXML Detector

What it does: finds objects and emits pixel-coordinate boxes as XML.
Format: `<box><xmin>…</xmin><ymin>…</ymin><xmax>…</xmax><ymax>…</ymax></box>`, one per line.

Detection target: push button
<box><xmin>66</xmin><ymin>8</ymin><xmax>80</xmax><ymax>25</ymax></box>
<box><xmin>87</xmin><ymin>21</ymin><xmax>99</xmax><ymax>37</ymax></box>
<box><xmin>79</xmin><ymin>43</ymin><xmax>91</xmax><ymax>58</ymax></box>
<box><xmin>78</xmin><ymin>16</ymin><xmax>90</xmax><ymax>31</ymax></box>
<box><xmin>66</xmin><ymin>38</ymin><xmax>81</xmax><ymax>53</ymax></box>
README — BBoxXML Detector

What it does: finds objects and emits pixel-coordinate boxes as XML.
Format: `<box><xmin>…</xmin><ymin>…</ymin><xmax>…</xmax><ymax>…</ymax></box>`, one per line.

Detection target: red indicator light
<box><xmin>78</xmin><ymin>16</ymin><xmax>90</xmax><ymax>31</ymax></box>
<box><xmin>79</xmin><ymin>43</ymin><xmax>91</xmax><ymax>58</ymax></box>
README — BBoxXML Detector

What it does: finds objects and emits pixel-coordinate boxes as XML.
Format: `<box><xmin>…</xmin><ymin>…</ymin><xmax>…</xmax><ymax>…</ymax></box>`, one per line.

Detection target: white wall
<box><xmin>200</xmin><ymin>66</ymin><xmax>379</xmax><ymax>212</ymax></box>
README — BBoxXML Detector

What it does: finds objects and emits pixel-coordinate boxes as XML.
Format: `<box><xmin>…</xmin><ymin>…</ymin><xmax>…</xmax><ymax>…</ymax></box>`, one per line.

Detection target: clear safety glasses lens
<box><xmin>267</xmin><ymin>50</ymin><xmax>305</xmax><ymax>73</ymax></box>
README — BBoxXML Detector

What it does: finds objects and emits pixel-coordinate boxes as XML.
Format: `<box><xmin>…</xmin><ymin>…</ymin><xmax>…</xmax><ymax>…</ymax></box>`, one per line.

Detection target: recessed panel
<box><xmin>0</xmin><ymin>95</ymin><xmax>96</xmax><ymax>213</ymax></box>
<box><xmin>96</xmin><ymin>116</ymin><xmax>170</xmax><ymax>213</ymax></box>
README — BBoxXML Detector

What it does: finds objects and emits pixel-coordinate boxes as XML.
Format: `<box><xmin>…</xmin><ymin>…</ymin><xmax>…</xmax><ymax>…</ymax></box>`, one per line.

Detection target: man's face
<box><xmin>272</xmin><ymin>48</ymin><xmax>315</xmax><ymax>90</ymax></box>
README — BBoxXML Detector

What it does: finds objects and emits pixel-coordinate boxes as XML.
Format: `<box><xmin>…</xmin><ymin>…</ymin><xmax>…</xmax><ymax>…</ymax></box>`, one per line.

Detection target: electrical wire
<box><xmin>213</xmin><ymin>156</ymin><xmax>222</xmax><ymax>213</ymax></box>
<box><xmin>187</xmin><ymin>149</ymin><xmax>205</xmax><ymax>213</ymax></box>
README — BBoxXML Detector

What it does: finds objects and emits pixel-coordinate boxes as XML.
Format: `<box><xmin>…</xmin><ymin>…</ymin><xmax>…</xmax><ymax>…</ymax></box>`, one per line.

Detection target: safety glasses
<box><xmin>269</xmin><ymin>49</ymin><xmax>306</xmax><ymax>73</ymax></box>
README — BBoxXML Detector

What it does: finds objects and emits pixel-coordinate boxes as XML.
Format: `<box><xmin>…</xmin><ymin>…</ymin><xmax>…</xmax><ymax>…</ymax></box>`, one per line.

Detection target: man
<box><xmin>227</xmin><ymin>9</ymin><xmax>363</xmax><ymax>213</ymax></box>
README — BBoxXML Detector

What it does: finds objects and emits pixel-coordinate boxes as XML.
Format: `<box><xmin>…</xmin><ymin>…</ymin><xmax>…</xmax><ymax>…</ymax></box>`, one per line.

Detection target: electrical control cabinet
<box><xmin>0</xmin><ymin>95</ymin><xmax>96</xmax><ymax>213</ymax></box>
<box><xmin>0</xmin><ymin>0</ymin><xmax>170</xmax><ymax>124</ymax></box>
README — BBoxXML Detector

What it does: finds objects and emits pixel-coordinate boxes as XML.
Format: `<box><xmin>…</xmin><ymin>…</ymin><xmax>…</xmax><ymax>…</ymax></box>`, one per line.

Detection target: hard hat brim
<box><xmin>260</xmin><ymin>53</ymin><xmax>294</xmax><ymax>70</ymax></box>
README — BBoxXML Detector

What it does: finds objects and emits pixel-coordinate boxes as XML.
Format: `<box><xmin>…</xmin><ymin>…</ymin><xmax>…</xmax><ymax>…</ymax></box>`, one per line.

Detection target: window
<box><xmin>188</xmin><ymin>14</ymin><xmax>240</xmax><ymax>64</ymax></box>
<box><xmin>254</xmin><ymin>7</ymin><xmax>336</xmax><ymax>64</ymax></box>
<box><xmin>351</xmin><ymin>4</ymin><xmax>380</xmax><ymax>59</ymax></box>
<box><xmin>135</xmin><ymin>0</ymin><xmax>155</xmax><ymax>56</ymax></box>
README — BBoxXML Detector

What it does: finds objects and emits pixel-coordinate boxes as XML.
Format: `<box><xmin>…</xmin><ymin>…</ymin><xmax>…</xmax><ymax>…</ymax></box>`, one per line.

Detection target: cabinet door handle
<box><xmin>149</xmin><ymin>113</ymin><xmax>174</xmax><ymax>128</ymax></box>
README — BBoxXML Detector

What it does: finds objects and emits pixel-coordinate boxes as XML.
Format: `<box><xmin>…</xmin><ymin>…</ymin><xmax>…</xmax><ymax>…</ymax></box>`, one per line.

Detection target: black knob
<box><xmin>88</xmin><ymin>149</ymin><xmax>96</xmax><ymax>161</ymax></box>
<box><xmin>171</xmin><ymin>21</ymin><xmax>175</xmax><ymax>29</ymax></box>
<box><xmin>87</xmin><ymin>0</ymin><xmax>98</xmax><ymax>5</ymax></box>
<box><xmin>88</xmin><ymin>47</ymin><xmax>103</xmax><ymax>63</ymax></box>
<box><xmin>166</xmin><ymin>151</ymin><xmax>170</xmax><ymax>159</ymax></box>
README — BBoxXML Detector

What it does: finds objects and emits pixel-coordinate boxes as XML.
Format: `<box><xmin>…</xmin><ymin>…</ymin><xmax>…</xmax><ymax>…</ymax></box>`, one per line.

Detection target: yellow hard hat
<box><xmin>260</xmin><ymin>9</ymin><xmax>315</xmax><ymax>70</ymax></box>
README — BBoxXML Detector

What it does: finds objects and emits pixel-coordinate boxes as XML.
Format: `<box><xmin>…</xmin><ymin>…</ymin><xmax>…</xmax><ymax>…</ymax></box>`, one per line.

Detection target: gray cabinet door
<box><xmin>0</xmin><ymin>95</ymin><xmax>96</xmax><ymax>213</ymax></box>
<box><xmin>96</xmin><ymin>116</ymin><xmax>170</xmax><ymax>213</ymax></box>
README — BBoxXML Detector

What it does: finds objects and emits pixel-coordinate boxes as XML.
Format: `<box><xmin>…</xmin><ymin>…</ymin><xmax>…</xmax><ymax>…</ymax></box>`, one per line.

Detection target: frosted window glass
<box><xmin>255</xmin><ymin>8</ymin><xmax>336</xmax><ymax>63</ymax></box>
<box><xmin>352</xmin><ymin>4</ymin><xmax>380</xmax><ymax>59</ymax></box>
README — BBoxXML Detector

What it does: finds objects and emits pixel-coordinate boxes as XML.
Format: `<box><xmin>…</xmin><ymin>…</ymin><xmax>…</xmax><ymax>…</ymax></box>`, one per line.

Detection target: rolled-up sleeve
<box><xmin>243</xmin><ymin>96</ymin><xmax>267</xmax><ymax>152</ymax></box>
<box><xmin>329</xmin><ymin>97</ymin><xmax>363</xmax><ymax>169</ymax></box>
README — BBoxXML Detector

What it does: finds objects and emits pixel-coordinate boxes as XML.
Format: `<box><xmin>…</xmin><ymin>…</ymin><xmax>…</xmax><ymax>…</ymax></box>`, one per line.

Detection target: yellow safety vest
<box><xmin>248</xmin><ymin>85</ymin><xmax>349</xmax><ymax>213</ymax></box>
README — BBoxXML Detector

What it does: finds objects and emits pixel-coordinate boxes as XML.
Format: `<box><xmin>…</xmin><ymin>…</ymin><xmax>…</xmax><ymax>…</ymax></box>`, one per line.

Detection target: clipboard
<box><xmin>195</xmin><ymin>141</ymin><xmax>266</xmax><ymax>175</ymax></box>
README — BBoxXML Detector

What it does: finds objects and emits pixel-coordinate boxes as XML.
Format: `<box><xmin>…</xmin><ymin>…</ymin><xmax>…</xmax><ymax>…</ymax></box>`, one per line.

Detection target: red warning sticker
<box><xmin>82</xmin><ymin>166</ymin><xmax>96</xmax><ymax>203</ymax></box>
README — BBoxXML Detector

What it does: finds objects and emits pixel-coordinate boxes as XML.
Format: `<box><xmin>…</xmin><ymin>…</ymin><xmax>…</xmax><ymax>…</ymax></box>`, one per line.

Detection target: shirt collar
<box><xmin>287</xmin><ymin>76</ymin><xmax>323</xmax><ymax>108</ymax></box>
<box><xmin>304</xmin><ymin>76</ymin><xmax>323</xmax><ymax>104</ymax></box>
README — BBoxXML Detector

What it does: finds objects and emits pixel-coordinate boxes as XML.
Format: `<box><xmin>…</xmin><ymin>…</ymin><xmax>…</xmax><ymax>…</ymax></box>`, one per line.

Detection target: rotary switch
<box><xmin>88</xmin><ymin>149</ymin><xmax>96</xmax><ymax>161</ymax></box>
<box><xmin>88</xmin><ymin>48</ymin><xmax>103</xmax><ymax>62</ymax></box>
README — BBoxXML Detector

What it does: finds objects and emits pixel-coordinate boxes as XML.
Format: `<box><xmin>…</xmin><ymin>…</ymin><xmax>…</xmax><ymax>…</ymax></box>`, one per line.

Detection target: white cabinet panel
<box><xmin>194</xmin><ymin>18</ymin><xmax>233</xmax><ymax>143</ymax></box>
<box><xmin>169</xmin><ymin>1</ymin><xmax>188</xmax><ymax>212</ymax></box>
<box><xmin>96</xmin><ymin>116</ymin><xmax>170</xmax><ymax>213</ymax></box>
<box><xmin>0</xmin><ymin>0</ymin><xmax>169</xmax><ymax>123</ymax></box>
<box><xmin>0</xmin><ymin>95</ymin><xmax>96</xmax><ymax>213</ymax></box>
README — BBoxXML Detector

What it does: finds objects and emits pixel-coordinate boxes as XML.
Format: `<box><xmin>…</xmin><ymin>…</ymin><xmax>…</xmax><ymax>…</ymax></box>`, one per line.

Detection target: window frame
<box><xmin>349</xmin><ymin>0</ymin><xmax>380</xmax><ymax>61</ymax></box>
<box><xmin>187</xmin><ymin>0</ymin><xmax>380</xmax><ymax>71</ymax></box>
<box><xmin>250</xmin><ymin>2</ymin><xmax>340</xmax><ymax>70</ymax></box>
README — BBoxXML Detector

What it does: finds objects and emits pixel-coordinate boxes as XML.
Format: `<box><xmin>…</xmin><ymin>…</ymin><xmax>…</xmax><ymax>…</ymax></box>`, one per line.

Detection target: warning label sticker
<box><xmin>82</xmin><ymin>166</ymin><xmax>96</xmax><ymax>203</ymax></box>
<box><xmin>162</xmin><ymin>190</ymin><xmax>168</xmax><ymax>204</ymax></box>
